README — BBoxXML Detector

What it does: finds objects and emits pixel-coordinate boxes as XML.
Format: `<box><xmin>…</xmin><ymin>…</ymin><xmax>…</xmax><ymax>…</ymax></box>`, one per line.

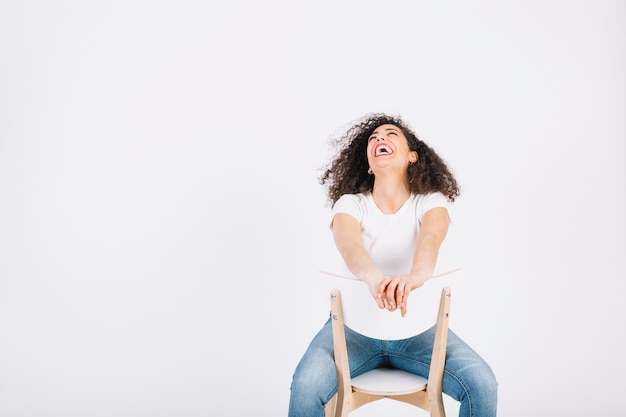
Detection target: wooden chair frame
<box><xmin>325</xmin><ymin>286</ymin><xmax>452</xmax><ymax>417</ymax></box>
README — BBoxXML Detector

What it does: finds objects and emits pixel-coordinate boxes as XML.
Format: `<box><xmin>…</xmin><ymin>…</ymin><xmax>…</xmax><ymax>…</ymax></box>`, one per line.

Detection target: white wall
<box><xmin>1</xmin><ymin>1</ymin><xmax>624</xmax><ymax>416</ymax></box>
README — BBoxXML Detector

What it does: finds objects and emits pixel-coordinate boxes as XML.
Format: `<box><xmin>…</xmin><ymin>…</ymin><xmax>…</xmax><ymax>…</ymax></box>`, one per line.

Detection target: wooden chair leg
<box><xmin>325</xmin><ymin>394</ymin><xmax>337</xmax><ymax>417</ymax></box>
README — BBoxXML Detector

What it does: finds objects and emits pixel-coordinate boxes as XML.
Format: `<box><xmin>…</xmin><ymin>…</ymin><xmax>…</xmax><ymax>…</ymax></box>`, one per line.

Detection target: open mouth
<box><xmin>374</xmin><ymin>144</ymin><xmax>393</xmax><ymax>157</ymax></box>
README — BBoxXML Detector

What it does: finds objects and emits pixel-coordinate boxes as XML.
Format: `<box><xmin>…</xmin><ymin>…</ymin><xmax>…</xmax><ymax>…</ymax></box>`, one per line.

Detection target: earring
<box><xmin>368</xmin><ymin>168</ymin><xmax>373</xmax><ymax>175</ymax></box>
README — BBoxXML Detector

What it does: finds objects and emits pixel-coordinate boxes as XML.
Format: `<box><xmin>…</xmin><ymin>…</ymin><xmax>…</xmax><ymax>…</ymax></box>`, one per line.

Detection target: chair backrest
<box><xmin>322</xmin><ymin>269</ymin><xmax>463</xmax><ymax>340</ymax></box>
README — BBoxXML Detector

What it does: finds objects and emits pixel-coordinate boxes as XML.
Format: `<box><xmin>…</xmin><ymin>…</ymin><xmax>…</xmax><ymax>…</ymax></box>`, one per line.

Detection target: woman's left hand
<box><xmin>378</xmin><ymin>273</ymin><xmax>429</xmax><ymax>317</ymax></box>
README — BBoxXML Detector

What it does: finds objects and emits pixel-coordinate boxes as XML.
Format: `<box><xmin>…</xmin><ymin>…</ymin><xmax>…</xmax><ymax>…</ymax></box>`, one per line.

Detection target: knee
<box><xmin>468</xmin><ymin>370</ymin><xmax>498</xmax><ymax>417</ymax></box>
<box><xmin>289</xmin><ymin>369</ymin><xmax>337</xmax><ymax>416</ymax></box>
<box><xmin>455</xmin><ymin>365</ymin><xmax>498</xmax><ymax>414</ymax></box>
<box><xmin>290</xmin><ymin>364</ymin><xmax>336</xmax><ymax>396</ymax></box>
<box><xmin>476</xmin><ymin>370</ymin><xmax>498</xmax><ymax>404</ymax></box>
<box><xmin>290</xmin><ymin>371</ymin><xmax>318</xmax><ymax>394</ymax></box>
<box><xmin>445</xmin><ymin>361</ymin><xmax>498</xmax><ymax>403</ymax></box>
<box><xmin>466</xmin><ymin>362</ymin><xmax>498</xmax><ymax>397</ymax></box>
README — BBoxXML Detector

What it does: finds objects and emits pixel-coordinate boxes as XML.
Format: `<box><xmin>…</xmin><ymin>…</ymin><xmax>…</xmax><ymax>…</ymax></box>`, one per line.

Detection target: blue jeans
<box><xmin>288</xmin><ymin>317</ymin><xmax>497</xmax><ymax>417</ymax></box>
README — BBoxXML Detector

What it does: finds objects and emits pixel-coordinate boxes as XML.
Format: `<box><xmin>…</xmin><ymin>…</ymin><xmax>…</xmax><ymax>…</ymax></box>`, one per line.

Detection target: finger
<box><xmin>401</xmin><ymin>285</ymin><xmax>410</xmax><ymax>317</ymax></box>
<box><xmin>393</xmin><ymin>280</ymin><xmax>406</xmax><ymax>316</ymax></box>
<box><xmin>395</xmin><ymin>282</ymin><xmax>405</xmax><ymax>306</ymax></box>
<box><xmin>375</xmin><ymin>278</ymin><xmax>390</xmax><ymax>309</ymax></box>
<box><xmin>385</xmin><ymin>280</ymin><xmax>399</xmax><ymax>311</ymax></box>
<box><xmin>375</xmin><ymin>294</ymin><xmax>385</xmax><ymax>310</ymax></box>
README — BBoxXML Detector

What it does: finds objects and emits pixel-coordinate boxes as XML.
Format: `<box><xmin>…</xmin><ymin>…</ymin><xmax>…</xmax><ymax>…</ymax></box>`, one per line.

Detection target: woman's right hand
<box><xmin>362</xmin><ymin>273</ymin><xmax>387</xmax><ymax>310</ymax></box>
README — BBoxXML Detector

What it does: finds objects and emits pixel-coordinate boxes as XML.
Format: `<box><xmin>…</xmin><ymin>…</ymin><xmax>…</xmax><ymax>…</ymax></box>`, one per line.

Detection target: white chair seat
<box><xmin>351</xmin><ymin>368</ymin><xmax>428</xmax><ymax>395</ymax></box>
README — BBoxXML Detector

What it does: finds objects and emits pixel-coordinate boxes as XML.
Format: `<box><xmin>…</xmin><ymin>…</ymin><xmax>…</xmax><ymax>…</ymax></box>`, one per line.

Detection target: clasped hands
<box><xmin>365</xmin><ymin>273</ymin><xmax>429</xmax><ymax>318</ymax></box>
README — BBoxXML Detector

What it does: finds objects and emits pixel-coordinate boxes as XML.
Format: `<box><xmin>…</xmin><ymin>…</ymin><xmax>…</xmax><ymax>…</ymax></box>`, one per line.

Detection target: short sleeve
<box><xmin>331</xmin><ymin>194</ymin><xmax>364</xmax><ymax>228</ymax></box>
<box><xmin>417</xmin><ymin>192</ymin><xmax>452</xmax><ymax>223</ymax></box>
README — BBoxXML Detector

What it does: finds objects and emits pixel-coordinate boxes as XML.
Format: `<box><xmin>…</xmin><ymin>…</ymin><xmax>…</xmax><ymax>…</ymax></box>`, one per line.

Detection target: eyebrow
<box><xmin>370</xmin><ymin>127</ymin><xmax>401</xmax><ymax>136</ymax></box>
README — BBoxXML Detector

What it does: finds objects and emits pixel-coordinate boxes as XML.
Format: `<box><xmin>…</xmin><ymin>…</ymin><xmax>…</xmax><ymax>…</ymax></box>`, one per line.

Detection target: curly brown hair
<box><xmin>319</xmin><ymin>113</ymin><xmax>461</xmax><ymax>206</ymax></box>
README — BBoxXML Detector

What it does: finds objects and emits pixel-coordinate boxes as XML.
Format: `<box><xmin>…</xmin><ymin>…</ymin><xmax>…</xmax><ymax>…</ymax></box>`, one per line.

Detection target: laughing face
<box><xmin>366</xmin><ymin>124</ymin><xmax>417</xmax><ymax>174</ymax></box>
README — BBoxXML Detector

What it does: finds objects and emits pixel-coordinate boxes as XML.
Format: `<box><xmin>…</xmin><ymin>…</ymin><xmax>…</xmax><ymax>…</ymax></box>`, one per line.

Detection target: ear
<box><xmin>409</xmin><ymin>151</ymin><xmax>418</xmax><ymax>163</ymax></box>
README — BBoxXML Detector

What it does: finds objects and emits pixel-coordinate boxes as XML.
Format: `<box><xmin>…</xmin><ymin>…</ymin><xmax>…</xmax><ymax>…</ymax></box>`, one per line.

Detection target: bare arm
<box><xmin>331</xmin><ymin>213</ymin><xmax>386</xmax><ymax>309</ymax></box>
<box><xmin>382</xmin><ymin>207</ymin><xmax>450</xmax><ymax>316</ymax></box>
<box><xmin>410</xmin><ymin>206</ymin><xmax>450</xmax><ymax>282</ymax></box>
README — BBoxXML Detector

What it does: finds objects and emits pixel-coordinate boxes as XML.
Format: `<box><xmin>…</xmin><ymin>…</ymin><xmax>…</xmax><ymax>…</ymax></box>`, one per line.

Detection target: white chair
<box><xmin>321</xmin><ymin>269</ymin><xmax>463</xmax><ymax>417</ymax></box>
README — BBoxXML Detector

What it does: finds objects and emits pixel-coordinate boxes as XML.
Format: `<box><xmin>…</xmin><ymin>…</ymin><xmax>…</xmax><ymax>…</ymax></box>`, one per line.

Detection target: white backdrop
<box><xmin>1</xmin><ymin>1</ymin><xmax>625</xmax><ymax>416</ymax></box>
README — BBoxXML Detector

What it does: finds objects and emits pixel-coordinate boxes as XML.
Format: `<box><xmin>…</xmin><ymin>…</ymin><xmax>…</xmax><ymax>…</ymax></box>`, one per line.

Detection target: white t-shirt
<box><xmin>331</xmin><ymin>192</ymin><xmax>450</xmax><ymax>276</ymax></box>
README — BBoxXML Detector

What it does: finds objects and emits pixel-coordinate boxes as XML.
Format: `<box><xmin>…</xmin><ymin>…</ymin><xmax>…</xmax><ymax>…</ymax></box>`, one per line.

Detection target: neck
<box><xmin>371</xmin><ymin>174</ymin><xmax>411</xmax><ymax>214</ymax></box>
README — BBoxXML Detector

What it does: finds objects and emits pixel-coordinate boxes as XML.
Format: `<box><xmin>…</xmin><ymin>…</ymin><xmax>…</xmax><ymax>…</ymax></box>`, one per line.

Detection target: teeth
<box><xmin>375</xmin><ymin>145</ymin><xmax>392</xmax><ymax>156</ymax></box>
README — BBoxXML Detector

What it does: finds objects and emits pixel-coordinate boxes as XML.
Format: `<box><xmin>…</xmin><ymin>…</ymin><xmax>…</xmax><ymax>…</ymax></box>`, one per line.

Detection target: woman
<box><xmin>288</xmin><ymin>113</ymin><xmax>498</xmax><ymax>417</ymax></box>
